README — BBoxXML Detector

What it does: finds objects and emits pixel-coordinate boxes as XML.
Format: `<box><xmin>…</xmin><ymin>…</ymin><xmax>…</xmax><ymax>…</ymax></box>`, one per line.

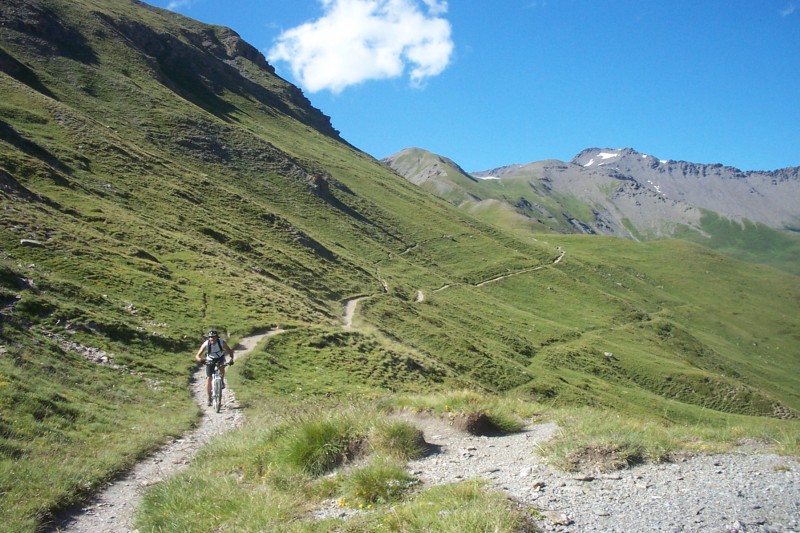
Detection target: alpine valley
<box><xmin>1</xmin><ymin>0</ymin><xmax>798</xmax><ymax>531</ymax></box>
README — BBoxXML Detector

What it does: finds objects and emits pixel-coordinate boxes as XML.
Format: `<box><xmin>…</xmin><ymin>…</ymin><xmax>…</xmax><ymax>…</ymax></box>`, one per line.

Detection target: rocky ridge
<box><xmin>387</xmin><ymin>146</ymin><xmax>800</xmax><ymax>240</ymax></box>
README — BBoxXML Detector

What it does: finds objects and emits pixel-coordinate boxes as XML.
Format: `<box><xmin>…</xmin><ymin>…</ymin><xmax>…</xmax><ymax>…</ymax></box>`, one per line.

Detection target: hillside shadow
<box><xmin>4</xmin><ymin>3</ymin><xmax>98</xmax><ymax>65</ymax></box>
<box><xmin>96</xmin><ymin>14</ymin><xmax>339</xmax><ymax>138</ymax></box>
<box><xmin>0</xmin><ymin>47</ymin><xmax>57</xmax><ymax>99</ymax></box>
<box><xmin>0</xmin><ymin>121</ymin><xmax>72</xmax><ymax>175</ymax></box>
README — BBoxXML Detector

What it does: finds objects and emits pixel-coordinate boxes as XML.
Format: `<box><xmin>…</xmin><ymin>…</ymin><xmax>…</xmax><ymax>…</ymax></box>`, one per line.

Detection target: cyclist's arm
<box><xmin>194</xmin><ymin>341</ymin><xmax>208</xmax><ymax>362</ymax></box>
<box><xmin>223</xmin><ymin>340</ymin><xmax>235</xmax><ymax>361</ymax></box>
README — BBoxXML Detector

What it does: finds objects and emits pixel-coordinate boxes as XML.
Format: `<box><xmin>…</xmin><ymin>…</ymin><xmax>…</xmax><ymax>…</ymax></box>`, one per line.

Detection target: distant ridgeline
<box><xmin>384</xmin><ymin>147</ymin><xmax>800</xmax><ymax>275</ymax></box>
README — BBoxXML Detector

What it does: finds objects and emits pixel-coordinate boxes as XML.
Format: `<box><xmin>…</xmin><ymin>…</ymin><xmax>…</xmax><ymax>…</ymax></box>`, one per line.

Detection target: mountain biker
<box><xmin>194</xmin><ymin>330</ymin><xmax>235</xmax><ymax>406</ymax></box>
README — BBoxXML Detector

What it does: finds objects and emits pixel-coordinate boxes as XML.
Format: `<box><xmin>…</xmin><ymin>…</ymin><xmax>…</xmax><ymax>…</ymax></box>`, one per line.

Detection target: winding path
<box><xmin>344</xmin><ymin>248</ymin><xmax>567</xmax><ymax>329</ymax></box>
<box><xmin>475</xmin><ymin>248</ymin><xmax>565</xmax><ymax>287</ymax></box>
<box><xmin>50</xmin><ymin>330</ymin><xmax>280</xmax><ymax>532</ymax></box>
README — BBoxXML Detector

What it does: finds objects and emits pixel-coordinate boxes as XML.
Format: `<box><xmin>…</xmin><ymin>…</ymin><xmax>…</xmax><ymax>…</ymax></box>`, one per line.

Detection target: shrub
<box><xmin>274</xmin><ymin>415</ymin><xmax>361</xmax><ymax>476</ymax></box>
<box><xmin>342</xmin><ymin>460</ymin><xmax>417</xmax><ymax>506</ymax></box>
<box><xmin>369</xmin><ymin>420</ymin><xmax>426</xmax><ymax>460</ymax></box>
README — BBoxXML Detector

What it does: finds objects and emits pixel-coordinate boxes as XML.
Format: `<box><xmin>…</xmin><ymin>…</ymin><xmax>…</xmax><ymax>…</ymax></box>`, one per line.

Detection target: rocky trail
<box><xmin>50</xmin><ymin>330</ymin><xmax>278</xmax><ymax>532</ymax></box>
<box><xmin>405</xmin><ymin>415</ymin><xmax>799</xmax><ymax>532</ymax></box>
<box><xmin>318</xmin><ymin>413</ymin><xmax>799</xmax><ymax>532</ymax></box>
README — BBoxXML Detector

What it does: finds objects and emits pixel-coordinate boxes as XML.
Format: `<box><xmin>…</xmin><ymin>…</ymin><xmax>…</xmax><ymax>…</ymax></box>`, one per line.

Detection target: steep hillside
<box><xmin>1</xmin><ymin>1</ymin><xmax>799</xmax><ymax>530</ymax></box>
<box><xmin>385</xmin><ymin>147</ymin><xmax>800</xmax><ymax>274</ymax></box>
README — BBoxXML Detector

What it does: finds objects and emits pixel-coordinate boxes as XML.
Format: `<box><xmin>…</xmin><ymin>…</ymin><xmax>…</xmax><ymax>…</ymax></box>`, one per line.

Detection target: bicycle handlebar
<box><xmin>204</xmin><ymin>360</ymin><xmax>233</xmax><ymax>368</ymax></box>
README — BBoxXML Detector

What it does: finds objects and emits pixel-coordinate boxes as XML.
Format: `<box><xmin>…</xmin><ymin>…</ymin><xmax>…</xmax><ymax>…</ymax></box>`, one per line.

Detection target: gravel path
<box><xmin>49</xmin><ymin>331</ymin><xmax>276</xmax><ymax>533</ymax></box>
<box><xmin>399</xmin><ymin>413</ymin><xmax>799</xmax><ymax>532</ymax></box>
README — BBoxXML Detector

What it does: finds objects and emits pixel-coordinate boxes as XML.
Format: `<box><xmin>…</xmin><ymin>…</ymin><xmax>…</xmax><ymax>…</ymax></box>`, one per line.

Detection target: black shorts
<box><xmin>205</xmin><ymin>359</ymin><xmax>226</xmax><ymax>378</ymax></box>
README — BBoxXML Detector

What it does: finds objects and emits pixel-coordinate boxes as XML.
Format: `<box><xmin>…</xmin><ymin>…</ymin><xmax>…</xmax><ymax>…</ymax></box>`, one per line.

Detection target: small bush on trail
<box><xmin>341</xmin><ymin>460</ymin><xmax>418</xmax><ymax>506</ymax></box>
<box><xmin>375</xmin><ymin>481</ymin><xmax>536</xmax><ymax>532</ymax></box>
<box><xmin>391</xmin><ymin>390</ymin><xmax>528</xmax><ymax>435</ymax></box>
<box><xmin>275</xmin><ymin>417</ymin><xmax>360</xmax><ymax>476</ymax></box>
<box><xmin>369</xmin><ymin>420</ymin><xmax>426</xmax><ymax>460</ymax></box>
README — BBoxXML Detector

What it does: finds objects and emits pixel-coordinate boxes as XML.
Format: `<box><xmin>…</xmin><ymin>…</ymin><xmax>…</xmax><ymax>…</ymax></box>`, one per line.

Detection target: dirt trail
<box><xmin>50</xmin><ymin>330</ymin><xmax>280</xmax><ymax>533</ymax></box>
<box><xmin>345</xmin><ymin>249</ymin><xmax>566</xmax><ymax>328</ymax></box>
<box><xmin>475</xmin><ymin>248</ymin><xmax>565</xmax><ymax>288</ymax></box>
<box><xmin>342</xmin><ymin>296</ymin><xmax>370</xmax><ymax>330</ymax></box>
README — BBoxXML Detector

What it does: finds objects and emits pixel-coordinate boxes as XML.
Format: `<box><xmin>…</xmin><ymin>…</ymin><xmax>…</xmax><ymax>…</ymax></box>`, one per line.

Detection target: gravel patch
<box><xmin>399</xmin><ymin>413</ymin><xmax>799</xmax><ymax>532</ymax></box>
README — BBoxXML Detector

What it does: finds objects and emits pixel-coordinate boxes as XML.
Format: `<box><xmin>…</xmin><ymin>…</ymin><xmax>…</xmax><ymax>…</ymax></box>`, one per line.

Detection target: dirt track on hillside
<box><xmin>476</xmin><ymin>247</ymin><xmax>565</xmax><ymax>287</ymax></box>
<box><xmin>49</xmin><ymin>330</ymin><xmax>279</xmax><ymax>533</ymax></box>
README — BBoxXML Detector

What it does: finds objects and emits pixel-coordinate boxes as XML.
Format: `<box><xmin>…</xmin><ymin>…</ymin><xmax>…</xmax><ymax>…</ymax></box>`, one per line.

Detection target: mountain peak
<box><xmin>571</xmin><ymin>147</ymin><xmax>665</xmax><ymax>169</ymax></box>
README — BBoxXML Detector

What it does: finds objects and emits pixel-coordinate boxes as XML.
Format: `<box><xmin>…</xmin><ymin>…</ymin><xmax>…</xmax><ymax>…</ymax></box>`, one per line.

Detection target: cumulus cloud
<box><xmin>779</xmin><ymin>3</ymin><xmax>796</xmax><ymax>16</ymax></box>
<box><xmin>268</xmin><ymin>0</ymin><xmax>454</xmax><ymax>93</ymax></box>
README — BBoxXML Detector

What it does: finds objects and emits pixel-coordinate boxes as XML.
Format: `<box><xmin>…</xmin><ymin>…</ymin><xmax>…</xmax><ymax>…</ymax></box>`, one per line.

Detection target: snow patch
<box><xmin>647</xmin><ymin>179</ymin><xmax>666</xmax><ymax>197</ymax></box>
<box><xmin>479</xmin><ymin>176</ymin><xmax>502</xmax><ymax>180</ymax></box>
<box><xmin>585</xmin><ymin>151</ymin><xmax>621</xmax><ymax>167</ymax></box>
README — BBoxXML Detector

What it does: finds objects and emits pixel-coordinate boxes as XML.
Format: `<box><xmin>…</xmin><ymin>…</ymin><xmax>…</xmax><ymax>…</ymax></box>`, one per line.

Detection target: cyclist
<box><xmin>194</xmin><ymin>330</ymin><xmax>235</xmax><ymax>406</ymax></box>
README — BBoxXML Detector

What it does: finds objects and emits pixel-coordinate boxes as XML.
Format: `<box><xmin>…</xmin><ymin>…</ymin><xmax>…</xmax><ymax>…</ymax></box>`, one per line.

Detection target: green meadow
<box><xmin>1</xmin><ymin>0</ymin><xmax>798</xmax><ymax>530</ymax></box>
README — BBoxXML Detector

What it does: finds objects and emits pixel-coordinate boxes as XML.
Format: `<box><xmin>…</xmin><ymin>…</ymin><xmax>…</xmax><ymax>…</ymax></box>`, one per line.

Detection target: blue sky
<box><xmin>148</xmin><ymin>0</ymin><xmax>799</xmax><ymax>172</ymax></box>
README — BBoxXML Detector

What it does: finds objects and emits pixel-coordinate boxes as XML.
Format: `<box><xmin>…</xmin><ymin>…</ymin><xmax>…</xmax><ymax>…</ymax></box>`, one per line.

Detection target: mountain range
<box><xmin>383</xmin><ymin>147</ymin><xmax>800</xmax><ymax>274</ymax></box>
<box><xmin>1</xmin><ymin>0</ymin><xmax>798</xmax><ymax>530</ymax></box>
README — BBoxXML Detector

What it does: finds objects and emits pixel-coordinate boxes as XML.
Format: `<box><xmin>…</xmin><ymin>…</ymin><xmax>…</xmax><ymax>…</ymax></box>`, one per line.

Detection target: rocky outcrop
<box><xmin>566</xmin><ymin>148</ymin><xmax>800</xmax><ymax>232</ymax></box>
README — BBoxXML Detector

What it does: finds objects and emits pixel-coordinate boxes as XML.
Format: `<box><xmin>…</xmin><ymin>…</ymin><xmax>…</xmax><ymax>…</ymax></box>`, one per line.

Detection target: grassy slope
<box><xmin>674</xmin><ymin>211</ymin><xmax>800</xmax><ymax>276</ymax></box>
<box><xmin>1</xmin><ymin>0</ymin><xmax>798</xmax><ymax>530</ymax></box>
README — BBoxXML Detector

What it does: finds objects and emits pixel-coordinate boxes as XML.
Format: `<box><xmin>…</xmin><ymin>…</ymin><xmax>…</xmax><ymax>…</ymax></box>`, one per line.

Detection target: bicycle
<box><xmin>207</xmin><ymin>360</ymin><xmax>232</xmax><ymax>413</ymax></box>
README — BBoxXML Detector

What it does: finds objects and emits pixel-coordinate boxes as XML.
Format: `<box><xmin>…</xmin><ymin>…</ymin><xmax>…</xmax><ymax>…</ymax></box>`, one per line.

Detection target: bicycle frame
<box><xmin>209</xmin><ymin>360</ymin><xmax>229</xmax><ymax>413</ymax></box>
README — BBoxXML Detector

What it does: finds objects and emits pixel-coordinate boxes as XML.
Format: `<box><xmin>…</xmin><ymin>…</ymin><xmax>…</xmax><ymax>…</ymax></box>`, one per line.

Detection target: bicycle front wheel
<box><xmin>212</xmin><ymin>377</ymin><xmax>222</xmax><ymax>412</ymax></box>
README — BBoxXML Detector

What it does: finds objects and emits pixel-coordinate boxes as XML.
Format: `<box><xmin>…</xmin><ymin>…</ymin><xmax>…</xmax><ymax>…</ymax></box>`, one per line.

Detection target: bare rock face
<box><xmin>568</xmin><ymin>148</ymin><xmax>800</xmax><ymax>233</ymax></box>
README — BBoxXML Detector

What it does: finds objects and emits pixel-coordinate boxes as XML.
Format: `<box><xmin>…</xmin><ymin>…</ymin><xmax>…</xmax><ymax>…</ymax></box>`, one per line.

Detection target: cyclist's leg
<box><xmin>205</xmin><ymin>363</ymin><xmax>214</xmax><ymax>404</ymax></box>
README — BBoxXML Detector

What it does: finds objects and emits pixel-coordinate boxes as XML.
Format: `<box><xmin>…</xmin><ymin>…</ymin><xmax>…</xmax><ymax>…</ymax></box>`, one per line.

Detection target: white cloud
<box><xmin>166</xmin><ymin>0</ymin><xmax>192</xmax><ymax>10</ymax></box>
<box><xmin>268</xmin><ymin>0</ymin><xmax>454</xmax><ymax>93</ymax></box>
<box><xmin>780</xmin><ymin>3</ymin><xmax>796</xmax><ymax>16</ymax></box>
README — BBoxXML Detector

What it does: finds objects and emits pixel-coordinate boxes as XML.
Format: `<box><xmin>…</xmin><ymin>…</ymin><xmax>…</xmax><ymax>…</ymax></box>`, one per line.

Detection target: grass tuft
<box><xmin>374</xmin><ymin>481</ymin><xmax>536</xmax><ymax>532</ymax></box>
<box><xmin>341</xmin><ymin>459</ymin><xmax>418</xmax><ymax>506</ymax></box>
<box><xmin>392</xmin><ymin>390</ymin><xmax>528</xmax><ymax>435</ymax></box>
<box><xmin>369</xmin><ymin>420</ymin><xmax>426</xmax><ymax>460</ymax></box>
<box><xmin>273</xmin><ymin>413</ymin><xmax>363</xmax><ymax>477</ymax></box>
